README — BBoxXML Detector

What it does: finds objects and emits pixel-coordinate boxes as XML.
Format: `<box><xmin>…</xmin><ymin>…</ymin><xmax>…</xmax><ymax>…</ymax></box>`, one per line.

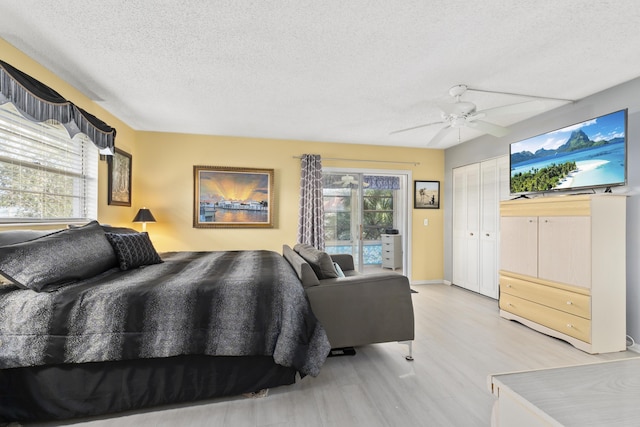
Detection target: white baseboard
<box><xmin>410</xmin><ymin>280</ymin><xmax>445</xmax><ymax>286</ymax></box>
<box><xmin>628</xmin><ymin>343</ymin><xmax>640</xmax><ymax>353</ymax></box>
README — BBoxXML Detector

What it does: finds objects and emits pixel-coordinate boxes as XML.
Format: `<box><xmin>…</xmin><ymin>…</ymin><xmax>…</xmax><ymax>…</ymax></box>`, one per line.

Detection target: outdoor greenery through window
<box><xmin>0</xmin><ymin>103</ymin><xmax>98</xmax><ymax>223</ymax></box>
<box><xmin>323</xmin><ymin>187</ymin><xmax>394</xmax><ymax>242</ymax></box>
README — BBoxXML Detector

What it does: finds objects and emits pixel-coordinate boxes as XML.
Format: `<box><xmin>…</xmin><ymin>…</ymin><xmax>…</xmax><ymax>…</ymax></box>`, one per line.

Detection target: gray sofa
<box><xmin>283</xmin><ymin>244</ymin><xmax>415</xmax><ymax>358</ymax></box>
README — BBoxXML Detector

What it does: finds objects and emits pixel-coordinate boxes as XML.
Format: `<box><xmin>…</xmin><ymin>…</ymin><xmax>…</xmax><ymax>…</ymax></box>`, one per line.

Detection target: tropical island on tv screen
<box><xmin>510</xmin><ymin>109</ymin><xmax>627</xmax><ymax>194</ymax></box>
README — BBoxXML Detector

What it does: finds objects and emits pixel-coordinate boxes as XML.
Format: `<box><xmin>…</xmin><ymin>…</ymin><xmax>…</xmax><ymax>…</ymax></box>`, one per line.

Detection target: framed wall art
<box><xmin>414</xmin><ymin>180</ymin><xmax>440</xmax><ymax>209</ymax></box>
<box><xmin>107</xmin><ymin>148</ymin><xmax>132</xmax><ymax>207</ymax></box>
<box><xmin>193</xmin><ymin>165</ymin><xmax>274</xmax><ymax>228</ymax></box>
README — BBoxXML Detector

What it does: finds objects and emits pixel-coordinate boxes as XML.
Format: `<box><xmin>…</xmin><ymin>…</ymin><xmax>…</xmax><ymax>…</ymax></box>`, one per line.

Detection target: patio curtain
<box><xmin>0</xmin><ymin>60</ymin><xmax>116</xmax><ymax>154</ymax></box>
<box><xmin>297</xmin><ymin>154</ymin><xmax>325</xmax><ymax>250</ymax></box>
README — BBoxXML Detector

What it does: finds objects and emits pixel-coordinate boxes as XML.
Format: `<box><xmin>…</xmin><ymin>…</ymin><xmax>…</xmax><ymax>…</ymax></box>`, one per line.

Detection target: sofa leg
<box><xmin>399</xmin><ymin>340</ymin><xmax>414</xmax><ymax>361</ymax></box>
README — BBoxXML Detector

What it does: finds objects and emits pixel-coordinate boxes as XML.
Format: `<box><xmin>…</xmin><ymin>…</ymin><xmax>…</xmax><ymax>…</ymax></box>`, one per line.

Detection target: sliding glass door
<box><xmin>322</xmin><ymin>170</ymin><xmax>407</xmax><ymax>273</ymax></box>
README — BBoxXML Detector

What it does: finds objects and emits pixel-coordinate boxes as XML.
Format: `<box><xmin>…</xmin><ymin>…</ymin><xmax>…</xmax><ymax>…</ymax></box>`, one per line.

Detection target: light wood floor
<box><xmin>24</xmin><ymin>284</ymin><xmax>637</xmax><ymax>427</ymax></box>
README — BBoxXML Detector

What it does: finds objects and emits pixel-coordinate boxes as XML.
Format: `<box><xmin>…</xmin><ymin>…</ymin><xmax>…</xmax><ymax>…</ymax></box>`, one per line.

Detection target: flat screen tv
<box><xmin>509</xmin><ymin>109</ymin><xmax>627</xmax><ymax>195</ymax></box>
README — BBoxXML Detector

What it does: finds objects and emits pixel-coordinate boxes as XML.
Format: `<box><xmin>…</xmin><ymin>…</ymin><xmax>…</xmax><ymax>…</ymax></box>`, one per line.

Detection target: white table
<box><xmin>489</xmin><ymin>357</ymin><xmax>640</xmax><ymax>426</ymax></box>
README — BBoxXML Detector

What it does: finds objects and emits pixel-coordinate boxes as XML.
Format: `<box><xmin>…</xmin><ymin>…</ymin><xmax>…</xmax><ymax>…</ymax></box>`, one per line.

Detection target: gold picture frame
<box><xmin>193</xmin><ymin>165</ymin><xmax>274</xmax><ymax>228</ymax></box>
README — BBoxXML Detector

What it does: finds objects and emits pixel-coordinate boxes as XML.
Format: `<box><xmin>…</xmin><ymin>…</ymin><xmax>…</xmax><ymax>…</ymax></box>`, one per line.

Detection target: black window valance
<box><xmin>0</xmin><ymin>60</ymin><xmax>116</xmax><ymax>154</ymax></box>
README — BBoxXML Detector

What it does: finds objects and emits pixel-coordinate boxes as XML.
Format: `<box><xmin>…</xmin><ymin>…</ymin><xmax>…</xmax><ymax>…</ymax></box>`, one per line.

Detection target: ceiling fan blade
<box><xmin>389</xmin><ymin>120</ymin><xmax>446</xmax><ymax>135</ymax></box>
<box><xmin>466</xmin><ymin>120</ymin><xmax>510</xmax><ymax>137</ymax></box>
<box><xmin>426</xmin><ymin>126</ymin><xmax>453</xmax><ymax>147</ymax></box>
<box><xmin>466</xmin><ymin>87</ymin><xmax>575</xmax><ymax>103</ymax></box>
<box><xmin>477</xmin><ymin>100</ymin><xmax>546</xmax><ymax>117</ymax></box>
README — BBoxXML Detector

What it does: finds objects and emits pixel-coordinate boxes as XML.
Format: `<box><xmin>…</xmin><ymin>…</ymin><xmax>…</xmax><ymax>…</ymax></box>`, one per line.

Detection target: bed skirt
<box><xmin>0</xmin><ymin>355</ymin><xmax>297</xmax><ymax>423</ymax></box>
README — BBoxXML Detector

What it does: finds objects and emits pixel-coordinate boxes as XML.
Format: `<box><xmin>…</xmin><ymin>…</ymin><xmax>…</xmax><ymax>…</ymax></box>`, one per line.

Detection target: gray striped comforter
<box><xmin>0</xmin><ymin>250</ymin><xmax>330</xmax><ymax>376</ymax></box>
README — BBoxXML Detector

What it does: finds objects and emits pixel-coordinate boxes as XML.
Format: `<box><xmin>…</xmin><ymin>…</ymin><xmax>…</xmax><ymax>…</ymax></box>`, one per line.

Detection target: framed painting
<box><xmin>193</xmin><ymin>166</ymin><xmax>274</xmax><ymax>228</ymax></box>
<box><xmin>414</xmin><ymin>180</ymin><xmax>440</xmax><ymax>209</ymax></box>
<box><xmin>107</xmin><ymin>148</ymin><xmax>132</xmax><ymax>206</ymax></box>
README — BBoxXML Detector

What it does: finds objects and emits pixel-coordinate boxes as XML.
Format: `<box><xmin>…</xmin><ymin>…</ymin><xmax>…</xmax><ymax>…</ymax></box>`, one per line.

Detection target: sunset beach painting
<box><xmin>193</xmin><ymin>166</ymin><xmax>274</xmax><ymax>228</ymax></box>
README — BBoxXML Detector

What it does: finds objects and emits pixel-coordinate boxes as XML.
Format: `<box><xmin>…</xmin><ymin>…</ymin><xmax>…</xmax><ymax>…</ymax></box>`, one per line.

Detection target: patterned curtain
<box><xmin>297</xmin><ymin>154</ymin><xmax>325</xmax><ymax>250</ymax></box>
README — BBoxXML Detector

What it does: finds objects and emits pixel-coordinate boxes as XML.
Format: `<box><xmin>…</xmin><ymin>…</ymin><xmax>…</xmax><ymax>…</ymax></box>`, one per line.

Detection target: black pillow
<box><xmin>0</xmin><ymin>221</ymin><xmax>118</xmax><ymax>291</ymax></box>
<box><xmin>106</xmin><ymin>232</ymin><xmax>163</xmax><ymax>270</ymax></box>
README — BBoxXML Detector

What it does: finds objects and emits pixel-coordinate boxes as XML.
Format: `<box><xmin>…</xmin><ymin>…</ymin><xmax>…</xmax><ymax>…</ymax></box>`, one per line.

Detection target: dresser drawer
<box><xmin>500</xmin><ymin>293</ymin><xmax>591</xmax><ymax>343</ymax></box>
<box><xmin>500</xmin><ymin>275</ymin><xmax>590</xmax><ymax>320</ymax></box>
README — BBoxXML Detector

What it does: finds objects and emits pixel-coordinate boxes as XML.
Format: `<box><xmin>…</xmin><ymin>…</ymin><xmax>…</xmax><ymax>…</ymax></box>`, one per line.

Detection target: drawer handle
<box><xmin>566</xmin><ymin>301</ymin><xmax>573</xmax><ymax>305</ymax></box>
<box><xmin>470</xmin><ymin>232</ymin><xmax>474</xmax><ymax>236</ymax></box>
<box><xmin>567</xmin><ymin>324</ymin><xmax>573</xmax><ymax>329</ymax></box>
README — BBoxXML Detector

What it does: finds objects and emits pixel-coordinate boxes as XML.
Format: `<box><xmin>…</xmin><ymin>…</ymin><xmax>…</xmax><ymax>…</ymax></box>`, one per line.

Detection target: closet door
<box><xmin>452</xmin><ymin>163</ymin><xmax>480</xmax><ymax>292</ymax></box>
<box><xmin>453</xmin><ymin>156</ymin><xmax>508</xmax><ymax>299</ymax></box>
<box><xmin>479</xmin><ymin>159</ymin><xmax>499</xmax><ymax>298</ymax></box>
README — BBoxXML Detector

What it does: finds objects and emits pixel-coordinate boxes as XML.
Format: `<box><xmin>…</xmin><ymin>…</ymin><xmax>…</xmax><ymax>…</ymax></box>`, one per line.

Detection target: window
<box><xmin>322</xmin><ymin>180</ymin><xmax>395</xmax><ymax>242</ymax></box>
<box><xmin>362</xmin><ymin>189</ymin><xmax>394</xmax><ymax>240</ymax></box>
<box><xmin>0</xmin><ymin>103</ymin><xmax>98</xmax><ymax>223</ymax></box>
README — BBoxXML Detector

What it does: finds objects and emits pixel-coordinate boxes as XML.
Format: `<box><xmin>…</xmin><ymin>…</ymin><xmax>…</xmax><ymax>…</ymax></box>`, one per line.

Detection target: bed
<box><xmin>0</xmin><ymin>221</ymin><xmax>331</xmax><ymax>423</ymax></box>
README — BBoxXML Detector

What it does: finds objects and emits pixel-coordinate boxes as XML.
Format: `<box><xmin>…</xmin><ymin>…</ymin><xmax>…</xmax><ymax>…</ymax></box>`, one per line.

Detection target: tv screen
<box><xmin>509</xmin><ymin>109</ymin><xmax>627</xmax><ymax>195</ymax></box>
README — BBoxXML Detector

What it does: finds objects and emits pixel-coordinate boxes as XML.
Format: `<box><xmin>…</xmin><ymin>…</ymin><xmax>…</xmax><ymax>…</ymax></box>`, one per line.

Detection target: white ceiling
<box><xmin>1</xmin><ymin>1</ymin><xmax>640</xmax><ymax>149</ymax></box>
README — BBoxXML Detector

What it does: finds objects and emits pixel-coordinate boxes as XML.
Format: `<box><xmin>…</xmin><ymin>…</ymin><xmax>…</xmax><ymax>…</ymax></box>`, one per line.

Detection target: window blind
<box><xmin>0</xmin><ymin>104</ymin><xmax>98</xmax><ymax>223</ymax></box>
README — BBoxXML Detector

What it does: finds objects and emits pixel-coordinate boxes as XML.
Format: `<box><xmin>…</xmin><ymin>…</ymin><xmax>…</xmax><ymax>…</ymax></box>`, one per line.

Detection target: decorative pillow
<box><xmin>0</xmin><ymin>221</ymin><xmax>118</xmax><ymax>292</ymax></box>
<box><xmin>100</xmin><ymin>225</ymin><xmax>139</xmax><ymax>234</ymax></box>
<box><xmin>333</xmin><ymin>261</ymin><xmax>346</xmax><ymax>278</ymax></box>
<box><xmin>293</xmin><ymin>243</ymin><xmax>339</xmax><ymax>280</ymax></box>
<box><xmin>106</xmin><ymin>232</ymin><xmax>163</xmax><ymax>270</ymax></box>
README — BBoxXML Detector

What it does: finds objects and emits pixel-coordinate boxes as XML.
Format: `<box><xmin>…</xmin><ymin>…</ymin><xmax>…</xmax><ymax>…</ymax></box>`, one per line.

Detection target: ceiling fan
<box><xmin>390</xmin><ymin>84</ymin><xmax>571</xmax><ymax>147</ymax></box>
<box><xmin>335</xmin><ymin>175</ymin><xmax>369</xmax><ymax>187</ymax></box>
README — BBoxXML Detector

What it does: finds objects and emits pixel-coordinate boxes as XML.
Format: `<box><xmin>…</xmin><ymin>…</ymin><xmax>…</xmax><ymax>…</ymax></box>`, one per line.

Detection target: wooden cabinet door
<box><xmin>500</xmin><ymin>216</ymin><xmax>538</xmax><ymax>277</ymax></box>
<box><xmin>538</xmin><ymin>216</ymin><xmax>591</xmax><ymax>288</ymax></box>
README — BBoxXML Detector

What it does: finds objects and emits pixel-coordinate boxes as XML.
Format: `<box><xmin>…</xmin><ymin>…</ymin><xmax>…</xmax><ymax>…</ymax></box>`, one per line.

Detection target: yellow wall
<box><xmin>2</xmin><ymin>38</ymin><xmax>445</xmax><ymax>282</ymax></box>
<box><xmin>135</xmin><ymin>132</ymin><xmax>445</xmax><ymax>282</ymax></box>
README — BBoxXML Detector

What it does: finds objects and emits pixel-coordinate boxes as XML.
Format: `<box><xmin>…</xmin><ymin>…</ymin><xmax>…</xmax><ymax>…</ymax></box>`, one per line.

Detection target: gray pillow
<box><xmin>106</xmin><ymin>232</ymin><xmax>163</xmax><ymax>270</ymax></box>
<box><xmin>0</xmin><ymin>221</ymin><xmax>118</xmax><ymax>292</ymax></box>
<box><xmin>293</xmin><ymin>243</ymin><xmax>339</xmax><ymax>280</ymax></box>
<box><xmin>0</xmin><ymin>229</ymin><xmax>60</xmax><ymax>247</ymax></box>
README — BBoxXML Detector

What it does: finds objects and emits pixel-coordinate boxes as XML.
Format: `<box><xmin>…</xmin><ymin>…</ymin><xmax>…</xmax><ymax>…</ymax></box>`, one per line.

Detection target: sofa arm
<box><xmin>305</xmin><ymin>273</ymin><xmax>415</xmax><ymax>349</ymax></box>
<box><xmin>329</xmin><ymin>253</ymin><xmax>355</xmax><ymax>272</ymax></box>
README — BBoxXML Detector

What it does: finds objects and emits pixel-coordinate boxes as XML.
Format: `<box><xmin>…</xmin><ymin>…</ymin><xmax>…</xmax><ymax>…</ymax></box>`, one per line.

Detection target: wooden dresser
<box><xmin>499</xmin><ymin>194</ymin><xmax>626</xmax><ymax>354</ymax></box>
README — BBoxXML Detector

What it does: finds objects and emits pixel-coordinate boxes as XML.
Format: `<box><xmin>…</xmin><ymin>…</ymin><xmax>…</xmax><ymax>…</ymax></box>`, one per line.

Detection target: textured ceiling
<box><xmin>1</xmin><ymin>1</ymin><xmax>640</xmax><ymax>149</ymax></box>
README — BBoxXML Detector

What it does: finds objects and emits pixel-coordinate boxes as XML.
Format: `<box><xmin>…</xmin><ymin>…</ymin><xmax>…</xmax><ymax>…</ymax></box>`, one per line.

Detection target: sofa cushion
<box><xmin>293</xmin><ymin>243</ymin><xmax>339</xmax><ymax>280</ymax></box>
<box><xmin>0</xmin><ymin>221</ymin><xmax>118</xmax><ymax>291</ymax></box>
<box><xmin>283</xmin><ymin>245</ymin><xmax>320</xmax><ymax>288</ymax></box>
